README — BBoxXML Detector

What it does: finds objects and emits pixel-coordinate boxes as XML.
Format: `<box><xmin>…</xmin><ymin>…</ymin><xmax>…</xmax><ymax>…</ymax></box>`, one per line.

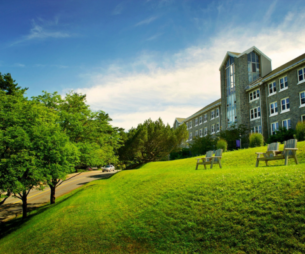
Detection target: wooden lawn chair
<box><xmin>256</xmin><ymin>142</ymin><xmax>279</xmax><ymax>167</ymax></box>
<box><xmin>196</xmin><ymin>150</ymin><xmax>213</xmax><ymax>170</ymax></box>
<box><xmin>211</xmin><ymin>149</ymin><xmax>223</xmax><ymax>169</ymax></box>
<box><xmin>256</xmin><ymin>139</ymin><xmax>298</xmax><ymax>167</ymax></box>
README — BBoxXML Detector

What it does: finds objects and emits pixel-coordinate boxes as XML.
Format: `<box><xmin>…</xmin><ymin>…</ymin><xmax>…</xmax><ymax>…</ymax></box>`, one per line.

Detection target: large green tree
<box><xmin>0</xmin><ymin>92</ymin><xmax>56</xmax><ymax>217</ymax></box>
<box><xmin>118</xmin><ymin>118</ymin><xmax>188</xmax><ymax>168</ymax></box>
<box><xmin>32</xmin><ymin>91</ymin><xmax>121</xmax><ymax>169</ymax></box>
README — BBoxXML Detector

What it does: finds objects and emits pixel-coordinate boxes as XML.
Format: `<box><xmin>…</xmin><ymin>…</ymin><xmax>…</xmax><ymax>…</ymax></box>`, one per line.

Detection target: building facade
<box><xmin>174</xmin><ymin>46</ymin><xmax>305</xmax><ymax>145</ymax></box>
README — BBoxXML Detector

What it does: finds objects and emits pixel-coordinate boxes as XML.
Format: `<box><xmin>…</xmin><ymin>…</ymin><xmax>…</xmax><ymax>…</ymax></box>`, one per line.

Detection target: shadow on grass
<box><xmin>0</xmin><ymin>171</ymin><xmax>120</xmax><ymax>239</ymax></box>
<box><xmin>0</xmin><ymin>188</ymin><xmax>84</xmax><ymax>240</ymax></box>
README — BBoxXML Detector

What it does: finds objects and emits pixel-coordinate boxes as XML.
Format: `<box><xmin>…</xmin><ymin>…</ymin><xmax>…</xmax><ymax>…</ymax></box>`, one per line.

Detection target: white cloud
<box><xmin>73</xmin><ymin>8</ymin><xmax>305</xmax><ymax>130</ymax></box>
<box><xmin>12</xmin><ymin>18</ymin><xmax>72</xmax><ymax>45</ymax></box>
<box><xmin>112</xmin><ymin>3</ymin><xmax>124</xmax><ymax>15</ymax></box>
<box><xmin>135</xmin><ymin>16</ymin><xmax>158</xmax><ymax>27</ymax></box>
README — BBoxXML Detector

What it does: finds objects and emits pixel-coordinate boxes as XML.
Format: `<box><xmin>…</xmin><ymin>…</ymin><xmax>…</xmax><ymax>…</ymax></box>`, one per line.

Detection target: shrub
<box><xmin>295</xmin><ymin>121</ymin><xmax>305</xmax><ymax>141</ymax></box>
<box><xmin>189</xmin><ymin>133</ymin><xmax>216</xmax><ymax>156</ymax></box>
<box><xmin>216</xmin><ymin>138</ymin><xmax>228</xmax><ymax>152</ymax></box>
<box><xmin>267</xmin><ymin>127</ymin><xmax>295</xmax><ymax>144</ymax></box>
<box><xmin>170</xmin><ymin>148</ymin><xmax>191</xmax><ymax>160</ymax></box>
<box><xmin>217</xmin><ymin>124</ymin><xmax>249</xmax><ymax>150</ymax></box>
<box><xmin>249</xmin><ymin>133</ymin><xmax>264</xmax><ymax>147</ymax></box>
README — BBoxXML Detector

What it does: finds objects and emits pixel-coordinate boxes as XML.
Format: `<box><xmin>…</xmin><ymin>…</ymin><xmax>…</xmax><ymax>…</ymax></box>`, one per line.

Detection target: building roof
<box><xmin>181</xmin><ymin>98</ymin><xmax>221</xmax><ymax>123</ymax></box>
<box><xmin>219</xmin><ymin>46</ymin><xmax>271</xmax><ymax>70</ymax></box>
<box><xmin>246</xmin><ymin>52</ymin><xmax>305</xmax><ymax>91</ymax></box>
<box><xmin>175</xmin><ymin>118</ymin><xmax>185</xmax><ymax>123</ymax></box>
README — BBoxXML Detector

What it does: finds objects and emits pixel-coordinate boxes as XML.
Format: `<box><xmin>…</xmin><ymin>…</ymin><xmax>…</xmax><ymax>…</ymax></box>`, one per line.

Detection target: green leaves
<box><xmin>119</xmin><ymin>118</ymin><xmax>188</xmax><ymax>168</ymax></box>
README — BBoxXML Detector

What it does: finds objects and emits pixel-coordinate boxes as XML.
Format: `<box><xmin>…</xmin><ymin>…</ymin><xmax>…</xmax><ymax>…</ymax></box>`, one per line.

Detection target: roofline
<box><xmin>237</xmin><ymin>46</ymin><xmax>272</xmax><ymax>61</ymax></box>
<box><xmin>181</xmin><ymin>101</ymin><xmax>221</xmax><ymax>123</ymax></box>
<box><xmin>219</xmin><ymin>46</ymin><xmax>272</xmax><ymax>71</ymax></box>
<box><xmin>218</xmin><ymin>52</ymin><xmax>239</xmax><ymax>70</ymax></box>
<box><xmin>246</xmin><ymin>57</ymin><xmax>305</xmax><ymax>91</ymax></box>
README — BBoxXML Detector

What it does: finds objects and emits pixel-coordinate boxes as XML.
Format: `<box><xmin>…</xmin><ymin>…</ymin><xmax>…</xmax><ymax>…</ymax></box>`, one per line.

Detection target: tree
<box><xmin>32</xmin><ymin>91</ymin><xmax>122</xmax><ymax>170</ymax></box>
<box><xmin>0</xmin><ymin>93</ymin><xmax>54</xmax><ymax>217</ymax></box>
<box><xmin>119</xmin><ymin>118</ymin><xmax>188</xmax><ymax>168</ymax></box>
<box><xmin>0</xmin><ymin>73</ymin><xmax>28</xmax><ymax>96</ymax></box>
<box><xmin>189</xmin><ymin>133</ymin><xmax>216</xmax><ymax>156</ymax></box>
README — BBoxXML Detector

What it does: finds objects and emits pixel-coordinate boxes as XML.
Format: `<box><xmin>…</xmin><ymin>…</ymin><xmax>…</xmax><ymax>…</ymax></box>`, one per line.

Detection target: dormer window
<box><xmin>248</xmin><ymin>51</ymin><xmax>260</xmax><ymax>83</ymax></box>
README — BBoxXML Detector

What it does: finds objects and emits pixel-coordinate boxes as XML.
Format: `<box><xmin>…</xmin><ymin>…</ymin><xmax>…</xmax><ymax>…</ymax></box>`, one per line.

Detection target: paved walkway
<box><xmin>0</xmin><ymin>170</ymin><xmax>118</xmax><ymax>222</ymax></box>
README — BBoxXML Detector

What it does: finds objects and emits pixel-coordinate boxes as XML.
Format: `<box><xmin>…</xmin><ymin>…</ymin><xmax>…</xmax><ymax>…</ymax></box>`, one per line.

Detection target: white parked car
<box><xmin>102</xmin><ymin>165</ymin><xmax>115</xmax><ymax>172</ymax></box>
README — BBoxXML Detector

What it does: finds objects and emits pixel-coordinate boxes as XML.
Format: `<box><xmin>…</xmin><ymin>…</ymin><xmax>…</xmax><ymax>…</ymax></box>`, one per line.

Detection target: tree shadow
<box><xmin>0</xmin><ymin>188</ymin><xmax>84</xmax><ymax>239</ymax></box>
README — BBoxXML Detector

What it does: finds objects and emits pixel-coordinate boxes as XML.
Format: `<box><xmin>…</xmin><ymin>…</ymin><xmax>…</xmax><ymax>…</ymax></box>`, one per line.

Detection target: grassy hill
<box><xmin>1</xmin><ymin>143</ymin><xmax>305</xmax><ymax>253</ymax></box>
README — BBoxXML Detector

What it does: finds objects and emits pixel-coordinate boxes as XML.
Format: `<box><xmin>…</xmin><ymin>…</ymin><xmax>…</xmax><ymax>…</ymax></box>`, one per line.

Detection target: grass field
<box><xmin>1</xmin><ymin>143</ymin><xmax>305</xmax><ymax>253</ymax></box>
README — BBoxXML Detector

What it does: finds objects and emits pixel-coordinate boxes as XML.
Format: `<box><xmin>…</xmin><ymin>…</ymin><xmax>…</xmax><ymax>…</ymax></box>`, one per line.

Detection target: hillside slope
<box><xmin>1</xmin><ymin>143</ymin><xmax>305</xmax><ymax>253</ymax></box>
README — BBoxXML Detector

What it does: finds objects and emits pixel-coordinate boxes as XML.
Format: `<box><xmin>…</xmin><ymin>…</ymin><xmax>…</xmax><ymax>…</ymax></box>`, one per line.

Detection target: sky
<box><xmin>1</xmin><ymin>0</ymin><xmax>305</xmax><ymax>130</ymax></box>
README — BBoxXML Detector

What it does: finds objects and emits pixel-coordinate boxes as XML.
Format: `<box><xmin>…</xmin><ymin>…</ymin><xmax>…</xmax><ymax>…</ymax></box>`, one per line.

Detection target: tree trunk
<box><xmin>21</xmin><ymin>190</ymin><xmax>27</xmax><ymax>219</ymax></box>
<box><xmin>50</xmin><ymin>185</ymin><xmax>56</xmax><ymax>204</ymax></box>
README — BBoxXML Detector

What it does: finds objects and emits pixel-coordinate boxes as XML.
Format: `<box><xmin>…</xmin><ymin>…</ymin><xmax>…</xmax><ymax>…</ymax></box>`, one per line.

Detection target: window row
<box><xmin>187</xmin><ymin>124</ymin><xmax>220</xmax><ymax>140</ymax></box>
<box><xmin>187</xmin><ymin>108</ymin><xmax>220</xmax><ymax>128</ymax></box>
<box><xmin>271</xmin><ymin>119</ymin><xmax>291</xmax><ymax>135</ymax></box>
<box><xmin>251</xmin><ymin>125</ymin><xmax>262</xmax><ymax>134</ymax></box>
<box><xmin>268</xmin><ymin>76</ymin><xmax>288</xmax><ymax>96</ymax></box>
<box><xmin>250</xmin><ymin>106</ymin><xmax>261</xmax><ymax>120</ymax></box>
<box><xmin>269</xmin><ymin>97</ymin><xmax>291</xmax><ymax>116</ymax></box>
<box><xmin>249</xmin><ymin>89</ymin><xmax>260</xmax><ymax>102</ymax></box>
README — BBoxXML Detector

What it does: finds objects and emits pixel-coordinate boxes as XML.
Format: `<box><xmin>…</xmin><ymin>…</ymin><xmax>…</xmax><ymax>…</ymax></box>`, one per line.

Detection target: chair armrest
<box><xmin>256</xmin><ymin>152</ymin><xmax>264</xmax><ymax>155</ymax></box>
<box><xmin>284</xmin><ymin>148</ymin><xmax>298</xmax><ymax>151</ymax></box>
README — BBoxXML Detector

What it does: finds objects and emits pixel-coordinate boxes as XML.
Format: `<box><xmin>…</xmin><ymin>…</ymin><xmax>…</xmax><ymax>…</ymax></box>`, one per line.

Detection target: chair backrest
<box><xmin>214</xmin><ymin>149</ymin><xmax>223</xmax><ymax>162</ymax></box>
<box><xmin>268</xmin><ymin>142</ymin><xmax>279</xmax><ymax>151</ymax></box>
<box><xmin>284</xmin><ymin>139</ymin><xmax>297</xmax><ymax>156</ymax></box>
<box><xmin>206</xmin><ymin>150</ymin><xmax>213</xmax><ymax>158</ymax></box>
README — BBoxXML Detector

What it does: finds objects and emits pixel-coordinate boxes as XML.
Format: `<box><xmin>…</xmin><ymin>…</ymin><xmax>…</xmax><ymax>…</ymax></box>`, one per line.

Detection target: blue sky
<box><xmin>1</xmin><ymin>0</ymin><xmax>305</xmax><ymax>129</ymax></box>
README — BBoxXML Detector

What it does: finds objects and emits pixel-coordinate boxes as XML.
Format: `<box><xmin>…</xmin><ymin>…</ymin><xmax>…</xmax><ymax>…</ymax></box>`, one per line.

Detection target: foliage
<box><xmin>216</xmin><ymin>138</ymin><xmax>228</xmax><ymax>152</ymax></box>
<box><xmin>249</xmin><ymin>133</ymin><xmax>264</xmax><ymax>147</ymax></box>
<box><xmin>0</xmin><ymin>73</ymin><xmax>28</xmax><ymax>96</ymax></box>
<box><xmin>217</xmin><ymin>124</ymin><xmax>249</xmax><ymax>150</ymax></box>
<box><xmin>2</xmin><ymin>143</ymin><xmax>305</xmax><ymax>253</ymax></box>
<box><xmin>267</xmin><ymin>127</ymin><xmax>296</xmax><ymax>144</ymax></box>
<box><xmin>295</xmin><ymin>121</ymin><xmax>305</xmax><ymax>141</ymax></box>
<box><xmin>0</xmin><ymin>91</ymin><xmax>59</xmax><ymax>216</ymax></box>
<box><xmin>170</xmin><ymin>148</ymin><xmax>191</xmax><ymax>160</ymax></box>
<box><xmin>118</xmin><ymin>118</ymin><xmax>188</xmax><ymax>168</ymax></box>
<box><xmin>32</xmin><ymin>91</ymin><xmax>122</xmax><ymax>169</ymax></box>
<box><xmin>189</xmin><ymin>133</ymin><xmax>216</xmax><ymax>156</ymax></box>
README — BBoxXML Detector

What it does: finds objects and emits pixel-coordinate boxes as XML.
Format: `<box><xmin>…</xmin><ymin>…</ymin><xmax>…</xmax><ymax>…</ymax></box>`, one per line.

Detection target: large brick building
<box><xmin>173</xmin><ymin>46</ymin><xmax>305</xmax><ymax>145</ymax></box>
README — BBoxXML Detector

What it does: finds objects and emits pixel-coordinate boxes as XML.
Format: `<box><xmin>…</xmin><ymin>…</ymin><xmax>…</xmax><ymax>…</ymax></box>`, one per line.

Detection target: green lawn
<box><xmin>1</xmin><ymin>143</ymin><xmax>305</xmax><ymax>253</ymax></box>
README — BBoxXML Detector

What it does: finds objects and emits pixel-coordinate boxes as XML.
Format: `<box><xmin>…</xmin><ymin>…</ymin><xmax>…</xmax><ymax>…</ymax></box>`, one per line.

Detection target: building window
<box><xmin>281</xmin><ymin>97</ymin><xmax>290</xmax><ymax>113</ymax></box>
<box><xmin>250</xmin><ymin>106</ymin><xmax>261</xmax><ymax>120</ymax></box>
<box><xmin>300</xmin><ymin>91</ymin><xmax>305</xmax><ymax>107</ymax></box>
<box><xmin>298</xmin><ymin>67</ymin><xmax>305</xmax><ymax>83</ymax></box>
<box><xmin>271</xmin><ymin>122</ymin><xmax>279</xmax><ymax>135</ymax></box>
<box><xmin>204</xmin><ymin>114</ymin><xmax>207</xmax><ymax>122</ymax></box>
<box><xmin>195</xmin><ymin>118</ymin><xmax>198</xmax><ymax>126</ymax></box>
<box><xmin>249</xmin><ymin>89</ymin><xmax>260</xmax><ymax>102</ymax></box>
<box><xmin>269</xmin><ymin>82</ymin><xmax>276</xmax><ymax>95</ymax></box>
<box><xmin>211</xmin><ymin>110</ymin><xmax>215</xmax><ymax>119</ymax></box>
<box><xmin>204</xmin><ymin>127</ymin><xmax>207</xmax><ymax>136</ymax></box>
<box><xmin>216</xmin><ymin>123</ymin><xmax>220</xmax><ymax>132</ymax></box>
<box><xmin>195</xmin><ymin>130</ymin><xmax>198</xmax><ymax>137</ymax></box>
<box><xmin>216</xmin><ymin>108</ymin><xmax>219</xmax><ymax>117</ymax></box>
<box><xmin>302</xmin><ymin>115</ymin><xmax>305</xmax><ymax>122</ymax></box>
<box><xmin>199</xmin><ymin>129</ymin><xmax>203</xmax><ymax>137</ymax></box>
<box><xmin>199</xmin><ymin>116</ymin><xmax>202</xmax><ymax>125</ymax></box>
<box><xmin>279</xmin><ymin>76</ymin><xmax>288</xmax><ymax>91</ymax></box>
<box><xmin>282</xmin><ymin>119</ymin><xmax>291</xmax><ymax>130</ymax></box>
<box><xmin>251</xmin><ymin>126</ymin><xmax>262</xmax><ymax>134</ymax></box>
<box><xmin>189</xmin><ymin>121</ymin><xmax>192</xmax><ymax>129</ymax></box>
<box><xmin>226</xmin><ymin>56</ymin><xmax>237</xmax><ymax>127</ymax></box>
<box><xmin>270</xmin><ymin>102</ymin><xmax>278</xmax><ymax>116</ymax></box>
<box><xmin>248</xmin><ymin>51</ymin><xmax>260</xmax><ymax>83</ymax></box>
<box><xmin>189</xmin><ymin>132</ymin><xmax>192</xmax><ymax>141</ymax></box>
<box><xmin>211</xmin><ymin>124</ymin><xmax>215</xmax><ymax>133</ymax></box>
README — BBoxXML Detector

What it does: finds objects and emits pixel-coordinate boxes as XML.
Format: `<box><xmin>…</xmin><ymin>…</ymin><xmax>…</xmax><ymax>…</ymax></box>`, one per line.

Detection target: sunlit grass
<box><xmin>1</xmin><ymin>143</ymin><xmax>305</xmax><ymax>253</ymax></box>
